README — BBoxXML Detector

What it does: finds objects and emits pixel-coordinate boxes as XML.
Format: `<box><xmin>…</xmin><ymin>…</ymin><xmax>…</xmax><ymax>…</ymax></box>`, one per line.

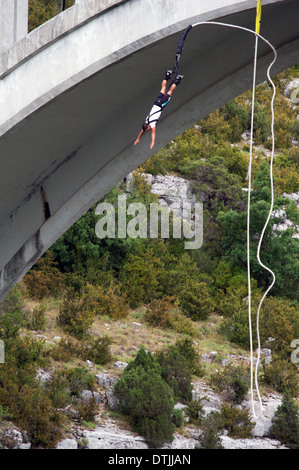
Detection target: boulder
<box><xmin>56</xmin><ymin>438</ymin><xmax>78</xmax><ymax>449</ymax></box>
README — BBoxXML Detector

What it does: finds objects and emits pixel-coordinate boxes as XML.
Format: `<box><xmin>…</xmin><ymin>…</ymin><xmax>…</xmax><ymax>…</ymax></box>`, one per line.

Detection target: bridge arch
<box><xmin>0</xmin><ymin>0</ymin><xmax>298</xmax><ymax>301</ymax></box>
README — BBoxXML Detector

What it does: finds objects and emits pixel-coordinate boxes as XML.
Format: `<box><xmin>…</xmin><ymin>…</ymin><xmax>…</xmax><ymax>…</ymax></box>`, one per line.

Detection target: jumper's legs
<box><xmin>167</xmin><ymin>83</ymin><xmax>177</xmax><ymax>96</ymax></box>
<box><xmin>160</xmin><ymin>79</ymin><xmax>168</xmax><ymax>94</ymax></box>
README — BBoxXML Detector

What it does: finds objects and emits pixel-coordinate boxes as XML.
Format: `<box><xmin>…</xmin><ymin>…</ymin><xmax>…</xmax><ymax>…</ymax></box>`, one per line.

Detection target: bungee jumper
<box><xmin>134</xmin><ymin>71</ymin><xmax>184</xmax><ymax>149</ymax></box>
<box><xmin>134</xmin><ymin>25</ymin><xmax>193</xmax><ymax>149</ymax></box>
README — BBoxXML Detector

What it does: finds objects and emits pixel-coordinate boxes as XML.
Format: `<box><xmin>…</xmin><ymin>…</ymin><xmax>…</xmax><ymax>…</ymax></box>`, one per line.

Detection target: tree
<box><xmin>197</xmin><ymin>411</ymin><xmax>224</xmax><ymax>449</ymax></box>
<box><xmin>114</xmin><ymin>348</ymin><xmax>175</xmax><ymax>448</ymax></box>
<box><xmin>269</xmin><ymin>391</ymin><xmax>299</xmax><ymax>449</ymax></box>
<box><xmin>217</xmin><ymin>162</ymin><xmax>299</xmax><ymax>300</ymax></box>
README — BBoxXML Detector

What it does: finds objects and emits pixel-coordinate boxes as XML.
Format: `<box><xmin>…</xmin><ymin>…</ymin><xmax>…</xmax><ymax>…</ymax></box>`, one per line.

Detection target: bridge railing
<box><xmin>0</xmin><ymin>0</ymin><xmax>75</xmax><ymax>54</ymax></box>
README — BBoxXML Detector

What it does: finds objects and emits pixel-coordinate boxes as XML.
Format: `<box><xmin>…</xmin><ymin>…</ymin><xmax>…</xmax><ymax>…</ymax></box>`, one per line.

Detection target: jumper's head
<box><xmin>142</xmin><ymin>122</ymin><xmax>151</xmax><ymax>132</ymax></box>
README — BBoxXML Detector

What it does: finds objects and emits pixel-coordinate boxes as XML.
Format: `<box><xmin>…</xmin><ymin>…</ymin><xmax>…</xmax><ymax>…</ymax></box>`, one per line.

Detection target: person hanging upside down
<box><xmin>134</xmin><ymin>71</ymin><xmax>184</xmax><ymax>149</ymax></box>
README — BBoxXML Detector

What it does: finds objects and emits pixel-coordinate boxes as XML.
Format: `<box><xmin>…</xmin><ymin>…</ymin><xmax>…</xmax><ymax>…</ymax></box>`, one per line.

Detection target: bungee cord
<box><xmin>173</xmin><ymin>2</ymin><xmax>277</xmax><ymax>419</ymax></box>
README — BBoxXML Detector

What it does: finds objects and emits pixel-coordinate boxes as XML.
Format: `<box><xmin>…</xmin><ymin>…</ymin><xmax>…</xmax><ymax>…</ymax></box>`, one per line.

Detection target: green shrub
<box><xmin>261</xmin><ymin>357</ymin><xmax>298</xmax><ymax>395</ymax></box>
<box><xmin>114</xmin><ymin>347</ymin><xmax>176</xmax><ymax>448</ymax></box>
<box><xmin>171</xmin><ymin>408</ymin><xmax>184</xmax><ymax>428</ymax></box>
<box><xmin>166</xmin><ymin>338</ymin><xmax>204</xmax><ymax>377</ymax></box>
<box><xmin>46</xmin><ymin>371</ymin><xmax>71</xmax><ymax>409</ymax></box>
<box><xmin>7</xmin><ymin>336</ymin><xmax>46</xmax><ymax>369</ymax></box>
<box><xmin>75</xmin><ymin>397</ymin><xmax>98</xmax><ymax>423</ymax></box>
<box><xmin>220</xmin><ymin>403</ymin><xmax>254</xmax><ymax>438</ymax></box>
<box><xmin>57</xmin><ymin>286</ymin><xmax>96</xmax><ymax>338</ymax></box>
<box><xmin>158</xmin><ymin>350</ymin><xmax>193</xmax><ymax>403</ymax></box>
<box><xmin>167</xmin><ymin>310</ymin><xmax>196</xmax><ymax>336</ymax></box>
<box><xmin>97</xmin><ymin>283</ymin><xmax>130</xmax><ymax>320</ymax></box>
<box><xmin>17</xmin><ymin>386</ymin><xmax>63</xmax><ymax>448</ymax></box>
<box><xmin>210</xmin><ymin>365</ymin><xmax>250</xmax><ymax>404</ymax></box>
<box><xmin>269</xmin><ymin>391</ymin><xmax>299</xmax><ymax>449</ymax></box>
<box><xmin>81</xmin><ymin>336</ymin><xmax>113</xmax><ymax>365</ymax></box>
<box><xmin>125</xmin><ymin>346</ymin><xmax>161</xmax><ymax>374</ymax></box>
<box><xmin>0</xmin><ymin>287</ymin><xmax>24</xmax><ymax>317</ymax></box>
<box><xmin>0</xmin><ymin>311</ymin><xmax>23</xmax><ymax>340</ymax></box>
<box><xmin>114</xmin><ymin>365</ymin><xmax>175</xmax><ymax>448</ymax></box>
<box><xmin>145</xmin><ymin>297</ymin><xmax>196</xmax><ymax>336</ymax></box>
<box><xmin>0</xmin><ymin>405</ymin><xmax>13</xmax><ymax>422</ymax></box>
<box><xmin>0</xmin><ymin>372</ymin><xmax>63</xmax><ymax>448</ymax></box>
<box><xmin>197</xmin><ymin>411</ymin><xmax>224</xmax><ymax>449</ymax></box>
<box><xmin>119</xmin><ymin>245</ymin><xmax>163</xmax><ymax>308</ymax></box>
<box><xmin>178</xmin><ymin>279</ymin><xmax>214</xmax><ymax>321</ymax></box>
<box><xmin>137</xmin><ymin>413</ymin><xmax>175</xmax><ymax>448</ymax></box>
<box><xmin>23</xmin><ymin>252</ymin><xmax>65</xmax><ymax>300</ymax></box>
<box><xmin>49</xmin><ymin>335</ymin><xmax>113</xmax><ymax>365</ymax></box>
<box><xmin>186</xmin><ymin>399</ymin><xmax>205</xmax><ymax>423</ymax></box>
<box><xmin>63</xmin><ymin>367</ymin><xmax>95</xmax><ymax>398</ymax></box>
<box><xmin>145</xmin><ymin>297</ymin><xmax>176</xmax><ymax>328</ymax></box>
<box><xmin>26</xmin><ymin>302</ymin><xmax>47</xmax><ymax>331</ymax></box>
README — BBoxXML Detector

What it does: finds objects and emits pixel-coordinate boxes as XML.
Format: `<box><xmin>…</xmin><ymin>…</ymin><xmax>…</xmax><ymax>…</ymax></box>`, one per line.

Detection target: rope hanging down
<box><xmin>174</xmin><ymin>5</ymin><xmax>277</xmax><ymax>419</ymax></box>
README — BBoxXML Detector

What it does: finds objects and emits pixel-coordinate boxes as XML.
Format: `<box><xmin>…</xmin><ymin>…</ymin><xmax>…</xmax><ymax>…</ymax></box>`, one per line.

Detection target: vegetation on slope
<box><xmin>1</xmin><ymin>6</ymin><xmax>299</xmax><ymax>446</ymax></box>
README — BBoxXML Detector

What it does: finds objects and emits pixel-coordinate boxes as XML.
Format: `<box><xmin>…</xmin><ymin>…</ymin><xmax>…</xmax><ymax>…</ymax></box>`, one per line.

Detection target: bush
<box><xmin>220</xmin><ymin>403</ymin><xmax>254</xmax><ymax>438</ymax></box>
<box><xmin>166</xmin><ymin>338</ymin><xmax>204</xmax><ymax>377</ymax></box>
<box><xmin>0</xmin><ymin>287</ymin><xmax>24</xmax><ymax>317</ymax></box>
<box><xmin>0</xmin><ymin>371</ymin><xmax>63</xmax><ymax>448</ymax></box>
<box><xmin>95</xmin><ymin>283</ymin><xmax>129</xmax><ymax>320</ymax></box>
<box><xmin>186</xmin><ymin>399</ymin><xmax>205</xmax><ymax>423</ymax></box>
<box><xmin>23</xmin><ymin>252</ymin><xmax>65</xmax><ymax>300</ymax></box>
<box><xmin>137</xmin><ymin>413</ymin><xmax>175</xmax><ymax>448</ymax></box>
<box><xmin>145</xmin><ymin>297</ymin><xmax>176</xmax><ymax>328</ymax></box>
<box><xmin>157</xmin><ymin>338</ymin><xmax>203</xmax><ymax>403</ymax></box>
<box><xmin>81</xmin><ymin>336</ymin><xmax>113</xmax><ymax>365</ymax></box>
<box><xmin>178</xmin><ymin>279</ymin><xmax>214</xmax><ymax>321</ymax></box>
<box><xmin>119</xmin><ymin>245</ymin><xmax>163</xmax><ymax>308</ymax></box>
<box><xmin>6</xmin><ymin>336</ymin><xmax>46</xmax><ymax>369</ymax></box>
<box><xmin>114</xmin><ymin>365</ymin><xmax>175</xmax><ymax>448</ymax></box>
<box><xmin>63</xmin><ymin>367</ymin><xmax>95</xmax><ymax>398</ymax></box>
<box><xmin>145</xmin><ymin>297</ymin><xmax>196</xmax><ymax>336</ymax></box>
<box><xmin>261</xmin><ymin>357</ymin><xmax>298</xmax><ymax>395</ymax></box>
<box><xmin>167</xmin><ymin>310</ymin><xmax>197</xmax><ymax>336</ymax></box>
<box><xmin>158</xmin><ymin>350</ymin><xmax>193</xmax><ymax>403</ymax></box>
<box><xmin>113</xmin><ymin>348</ymin><xmax>177</xmax><ymax>447</ymax></box>
<box><xmin>46</xmin><ymin>371</ymin><xmax>71</xmax><ymax>409</ymax></box>
<box><xmin>269</xmin><ymin>391</ymin><xmax>299</xmax><ymax>449</ymax></box>
<box><xmin>210</xmin><ymin>365</ymin><xmax>250</xmax><ymax>404</ymax></box>
<box><xmin>171</xmin><ymin>409</ymin><xmax>184</xmax><ymax>428</ymax></box>
<box><xmin>0</xmin><ymin>405</ymin><xmax>13</xmax><ymax>422</ymax></box>
<box><xmin>57</xmin><ymin>286</ymin><xmax>97</xmax><ymax>338</ymax></box>
<box><xmin>25</xmin><ymin>302</ymin><xmax>47</xmax><ymax>331</ymax></box>
<box><xmin>197</xmin><ymin>411</ymin><xmax>224</xmax><ymax>449</ymax></box>
<box><xmin>75</xmin><ymin>397</ymin><xmax>98</xmax><ymax>423</ymax></box>
<box><xmin>15</xmin><ymin>386</ymin><xmax>63</xmax><ymax>448</ymax></box>
<box><xmin>49</xmin><ymin>335</ymin><xmax>113</xmax><ymax>365</ymax></box>
<box><xmin>0</xmin><ymin>311</ymin><xmax>23</xmax><ymax>340</ymax></box>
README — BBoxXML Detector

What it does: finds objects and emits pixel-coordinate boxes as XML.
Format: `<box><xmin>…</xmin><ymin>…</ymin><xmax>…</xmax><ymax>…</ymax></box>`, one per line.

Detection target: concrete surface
<box><xmin>0</xmin><ymin>0</ymin><xmax>299</xmax><ymax>301</ymax></box>
<box><xmin>0</xmin><ymin>0</ymin><xmax>28</xmax><ymax>54</ymax></box>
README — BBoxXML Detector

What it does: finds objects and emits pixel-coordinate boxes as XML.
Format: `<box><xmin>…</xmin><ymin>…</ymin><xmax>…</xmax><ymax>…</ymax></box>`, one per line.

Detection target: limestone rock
<box><xmin>95</xmin><ymin>373</ymin><xmax>117</xmax><ymax>389</ymax></box>
<box><xmin>80</xmin><ymin>427</ymin><xmax>147</xmax><ymax>449</ymax></box>
<box><xmin>114</xmin><ymin>361</ymin><xmax>128</xmax><ymax>370</ymax></box>
<box><xmin>106</xmin><ymin>388</ymin><xmax>119</xmax><ymax>411</ymax></box>
<box><xmin>80</xmin><ymin>389</ymin><xmax>102</xmax><ymax>404</ymax></box>
<box><xmin>56</xmin><ymin>438</ymin><xmax>78</xmax><ymax>449</ymax></box>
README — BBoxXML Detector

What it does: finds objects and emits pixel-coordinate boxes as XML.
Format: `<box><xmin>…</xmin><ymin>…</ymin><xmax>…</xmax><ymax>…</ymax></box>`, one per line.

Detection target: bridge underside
<box><xmin>0</xmin><ymin>0</ymin><xmax>299</xmax><ymax>301</ymax></box>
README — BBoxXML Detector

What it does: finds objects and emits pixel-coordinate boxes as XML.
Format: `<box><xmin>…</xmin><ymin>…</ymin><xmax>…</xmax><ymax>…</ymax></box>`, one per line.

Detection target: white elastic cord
<box><xmin>254</xmin><ymin>42</ymin><xmax>277</xmax><ymax>418</ymax></box>
<box><xmin>248</xmin><ymin>33</ymin><xmax>260</xmax><ymax>418</ymax></box>
<box><xmin>191</xmin><ymin>21</ymin><xmax>277</xmax><ymax>418</ymax></box>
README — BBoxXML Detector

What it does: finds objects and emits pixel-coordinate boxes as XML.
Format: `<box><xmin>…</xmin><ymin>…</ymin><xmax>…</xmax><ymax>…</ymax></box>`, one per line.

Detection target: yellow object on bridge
<box><xmin>255</xmin><ymin>0</ymin><xmax>262</xmax><ymax>34</ymax></box>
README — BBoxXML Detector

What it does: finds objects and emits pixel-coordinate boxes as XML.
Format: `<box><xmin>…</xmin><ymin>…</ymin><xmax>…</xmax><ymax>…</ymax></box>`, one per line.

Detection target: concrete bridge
<box><xmin>0</xmin><ymin>0</ymin><xmax>298</xmax><ymax>302</ymax></box>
